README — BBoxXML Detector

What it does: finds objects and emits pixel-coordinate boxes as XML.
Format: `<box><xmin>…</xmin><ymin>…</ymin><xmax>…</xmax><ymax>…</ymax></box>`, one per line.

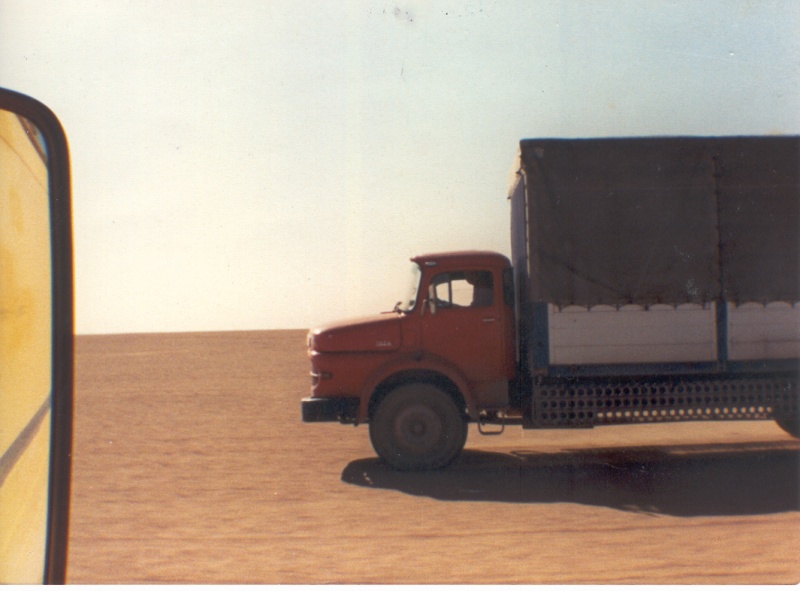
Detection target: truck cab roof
<box><xmin>411</xmin><ymin>250</ymin><xmax>511</xmax><ymax>269</ymax></box>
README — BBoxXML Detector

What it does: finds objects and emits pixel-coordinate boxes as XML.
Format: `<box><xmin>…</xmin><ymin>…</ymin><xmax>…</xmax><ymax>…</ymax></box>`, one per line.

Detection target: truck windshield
<box><xmin>395</xmin><ymin>263</ymin><xmax>421</xmax><ymax>313</ymax></box>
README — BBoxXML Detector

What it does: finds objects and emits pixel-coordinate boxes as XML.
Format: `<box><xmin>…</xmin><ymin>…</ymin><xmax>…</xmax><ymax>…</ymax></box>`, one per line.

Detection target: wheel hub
<box><xmin>395</xmin><ymin>404</ymin><xmax>442</xmax><ymax>451</ymax></box>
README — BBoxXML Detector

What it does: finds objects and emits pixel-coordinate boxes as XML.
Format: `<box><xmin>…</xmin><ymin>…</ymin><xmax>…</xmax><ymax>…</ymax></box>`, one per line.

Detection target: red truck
<box><xmin>303</xmin><ymin>136</ymin><xmax>800</xmax><ymax>470</ymax></box>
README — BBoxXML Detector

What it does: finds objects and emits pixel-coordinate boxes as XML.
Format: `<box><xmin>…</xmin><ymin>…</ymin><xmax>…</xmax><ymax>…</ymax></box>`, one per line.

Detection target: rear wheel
<box><xmin>776</xmin><ymin>418</ymin><xmax>800</xmax><ymax>438</ymax></box>
<box><xmin>369</xmin><ymin>383</ymin><xmax>467</xmax><ymax>470</ymax></box>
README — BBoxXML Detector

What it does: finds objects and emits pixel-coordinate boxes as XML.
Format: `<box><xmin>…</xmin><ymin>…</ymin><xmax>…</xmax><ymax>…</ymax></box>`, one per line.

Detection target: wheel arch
<box><xmin>367</xmin><ymin>369</ymin><xmax>470</xmax><ymax>422</ymax></box>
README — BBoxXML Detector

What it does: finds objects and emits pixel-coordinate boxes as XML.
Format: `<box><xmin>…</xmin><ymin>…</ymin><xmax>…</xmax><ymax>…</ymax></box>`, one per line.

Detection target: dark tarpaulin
<box><xmin>716</xmin><ymin>137</ymin><xmax>800</xmax><ymax>303</ymax></box>
<box><xmin>516</xmin><ymin>136</ymin><xmax>800</xmax><ymax>306</ymax></box>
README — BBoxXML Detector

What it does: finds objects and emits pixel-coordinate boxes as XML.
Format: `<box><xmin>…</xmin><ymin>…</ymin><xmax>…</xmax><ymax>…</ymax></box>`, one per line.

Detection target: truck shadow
<box><xmin>341</xmin><ymin>441</ymin><xmax>800</xmax><ymax>517</ymax></box>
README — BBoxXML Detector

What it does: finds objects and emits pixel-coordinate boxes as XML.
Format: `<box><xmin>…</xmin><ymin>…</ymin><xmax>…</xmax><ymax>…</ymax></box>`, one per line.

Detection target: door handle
<box><xmin>482</xmin><ymin>317</ymin><xmax>497</xmax><ymax>323</ymax></box>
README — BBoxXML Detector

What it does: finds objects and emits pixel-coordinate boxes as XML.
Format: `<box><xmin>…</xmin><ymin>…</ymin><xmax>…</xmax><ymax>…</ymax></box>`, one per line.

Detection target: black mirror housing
<box><xmin>0</xmin><ymin>87</ymin><xmax>74</xmax><ymax>584</ymax></box>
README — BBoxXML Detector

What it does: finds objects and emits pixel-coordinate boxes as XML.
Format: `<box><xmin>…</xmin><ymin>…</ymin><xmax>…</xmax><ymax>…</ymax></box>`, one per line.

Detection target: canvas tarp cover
<box><xmin>518</xmin><ymin>136</ymin><xmax>800</xmax><ymax>306</ymax></box>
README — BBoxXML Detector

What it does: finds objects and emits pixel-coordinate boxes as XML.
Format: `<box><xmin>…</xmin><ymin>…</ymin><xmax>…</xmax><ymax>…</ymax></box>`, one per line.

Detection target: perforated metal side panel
<box><xmin>529</xmin><ymin>376</ymin><xmax>798</xmax><ymax>428</ymax></box>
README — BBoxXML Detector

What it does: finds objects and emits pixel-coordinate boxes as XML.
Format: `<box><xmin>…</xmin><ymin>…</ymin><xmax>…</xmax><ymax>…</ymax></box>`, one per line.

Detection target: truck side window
<box><xmin>431</xmin><ymin>271</ymin><xmax>494</xmax><ymax>308</ymax></box>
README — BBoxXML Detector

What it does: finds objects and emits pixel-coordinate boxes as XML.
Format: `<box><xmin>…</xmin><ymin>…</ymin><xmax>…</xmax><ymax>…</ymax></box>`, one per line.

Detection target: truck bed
<box><xmin>509</xmin><ymin>136</ymin><xmax>800</xmax><ymax>431</ymax></box>
<box><xmin>547</xmin><ymin>302</ymin><xmax>800</xmax><ymax>366</ymax></box>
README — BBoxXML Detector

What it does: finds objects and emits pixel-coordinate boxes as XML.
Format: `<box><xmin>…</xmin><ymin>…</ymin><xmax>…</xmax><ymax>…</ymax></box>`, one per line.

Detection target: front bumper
<box><xmin>301</xmin><ymin>396</ymin><xmax>360</xmax><ymax>423</ymax></box>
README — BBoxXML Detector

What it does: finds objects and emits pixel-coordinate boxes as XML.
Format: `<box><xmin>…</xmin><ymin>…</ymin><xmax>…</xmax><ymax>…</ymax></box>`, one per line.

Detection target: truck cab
<box><xmin>303</xmin><ymin>251</ymin><xmax>515</xmax><ymax>469</ymax></box>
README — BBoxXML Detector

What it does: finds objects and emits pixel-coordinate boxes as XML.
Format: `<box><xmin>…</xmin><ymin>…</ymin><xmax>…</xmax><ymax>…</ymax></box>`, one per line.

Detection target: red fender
<box><xmin>356</xmin><ymin>351</ymin><xmax>477</xmax><ymax>422</ymax></box>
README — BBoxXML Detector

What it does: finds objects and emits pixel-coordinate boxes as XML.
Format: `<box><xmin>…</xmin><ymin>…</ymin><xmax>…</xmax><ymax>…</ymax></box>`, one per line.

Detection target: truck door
<box><xmin>422</xmin><ymin>269</ymin><xmax>510</xmax><ymax>388</ymax></box>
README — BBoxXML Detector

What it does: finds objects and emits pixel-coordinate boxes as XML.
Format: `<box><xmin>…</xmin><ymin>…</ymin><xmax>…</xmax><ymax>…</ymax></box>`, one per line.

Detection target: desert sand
<box><xmin>67</xmin><ymin>330</ymin><xmax>799</xmax><ymax>584</ymax></box>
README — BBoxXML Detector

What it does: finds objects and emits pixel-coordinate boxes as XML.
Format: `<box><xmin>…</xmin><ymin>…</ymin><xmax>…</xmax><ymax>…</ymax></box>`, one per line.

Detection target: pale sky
<box><xmin>0</xmin><ymin>1</ymin><xmax>798</xmax><ymax>334</ymax></box>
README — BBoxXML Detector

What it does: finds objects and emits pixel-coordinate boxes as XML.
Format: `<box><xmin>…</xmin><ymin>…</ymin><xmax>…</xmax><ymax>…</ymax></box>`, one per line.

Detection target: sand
<box><xmin>66</xmin><ymin>330</ymin><xmax>799</xmax><ymax>584</ymax></box>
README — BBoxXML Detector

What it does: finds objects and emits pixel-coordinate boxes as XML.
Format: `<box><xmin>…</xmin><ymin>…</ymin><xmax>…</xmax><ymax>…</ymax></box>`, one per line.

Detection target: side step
<box><xmin>476</xmin><ymin>412</ymin><xmax>523</xmax><ymax>435</ymax></box>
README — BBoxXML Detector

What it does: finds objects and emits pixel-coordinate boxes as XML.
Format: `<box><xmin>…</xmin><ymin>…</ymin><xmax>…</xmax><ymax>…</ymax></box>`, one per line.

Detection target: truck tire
<box><xmin>776</xmin><ymin>418</ymin><xmax>800</xmax><ymax>438</ymax></box>
<box><xmin>369</xmin><ymin>383</ymin><xmax>467</xmax><ymax>471</ymax></box>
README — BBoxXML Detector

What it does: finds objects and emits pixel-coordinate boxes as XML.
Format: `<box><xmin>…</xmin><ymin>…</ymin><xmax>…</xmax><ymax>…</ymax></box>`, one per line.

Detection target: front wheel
<box><xmin>369</xmin><ymin>383</ymin><xmax>467</xmax><ymax>471</ymax></box>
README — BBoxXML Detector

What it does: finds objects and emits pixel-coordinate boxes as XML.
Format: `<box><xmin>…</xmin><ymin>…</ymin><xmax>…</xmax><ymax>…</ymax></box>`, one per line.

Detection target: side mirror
<box><xmin>0</xmin><ymin>88</ymin><xmax>74</xmax><ymax>584</ymax></box>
